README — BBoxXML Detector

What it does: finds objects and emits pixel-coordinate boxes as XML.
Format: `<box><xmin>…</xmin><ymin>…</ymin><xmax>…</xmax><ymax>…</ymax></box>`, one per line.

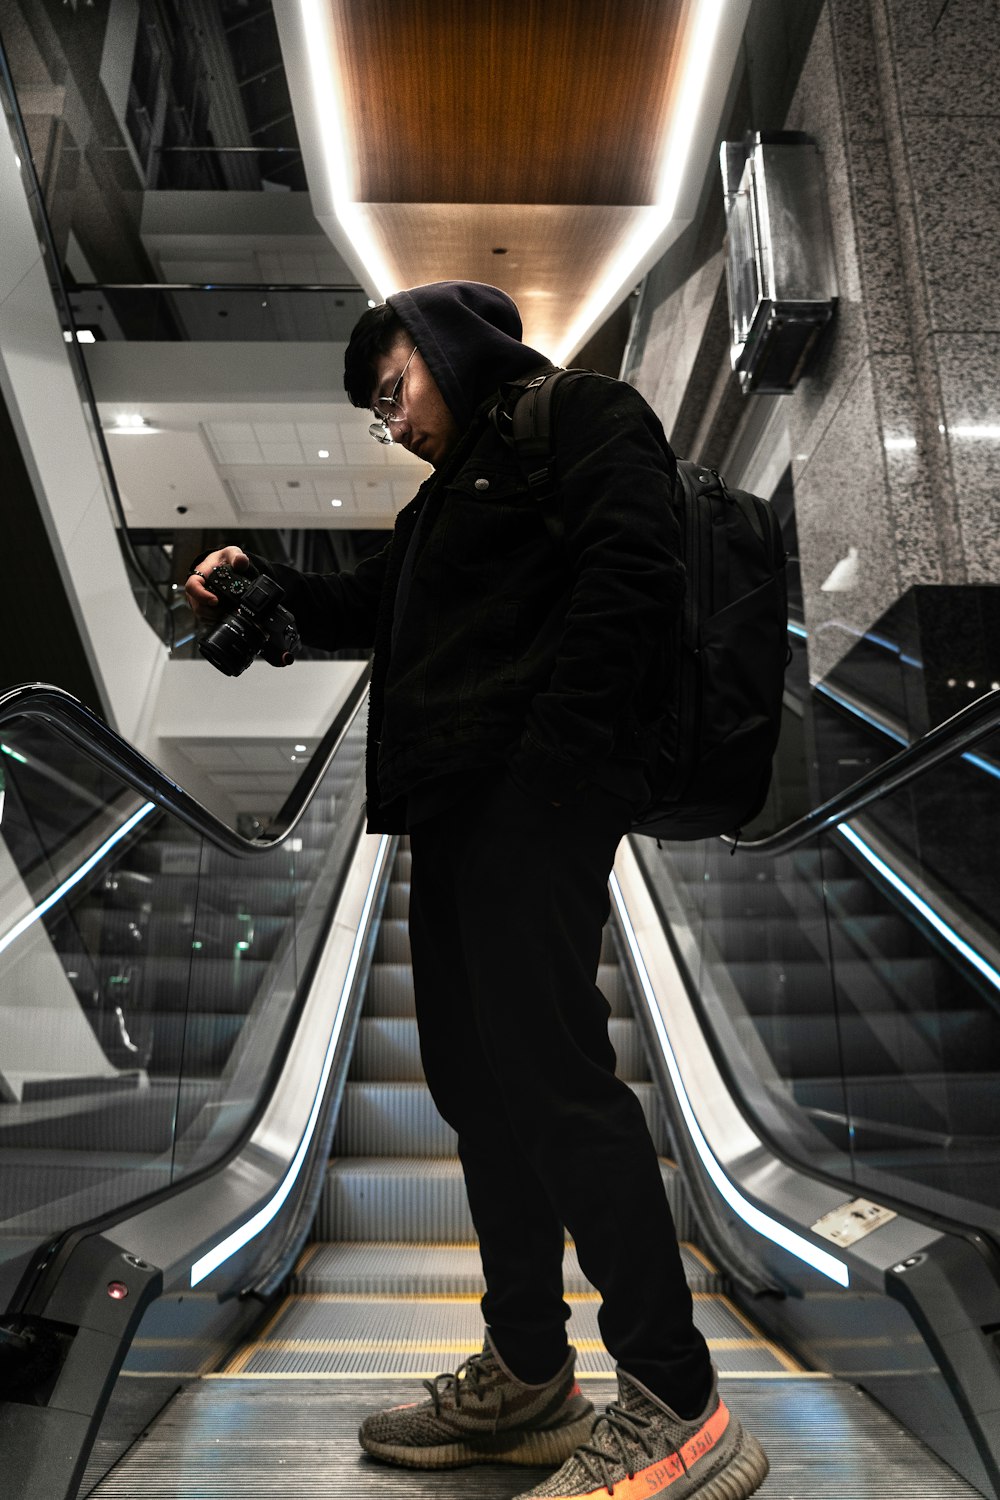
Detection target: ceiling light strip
<box><xmin>190</xmin><ymin>833</ymin><xmax>392</xmax><ymax>1287</ymax></box>
<box><xmin>299</xmin><ymin>0</ymin><xmax>735</xmax><ymax>353</ymax></box>
<box><xmin>554</xmin><ymin>0</ymin><xmax>730</xmax><ymax>361</ymax></box>
<box><xmin>609</xmin><ymin>871</ymin><xmax>849</xmax><ymax>1287</ymax></box>
<box><xmin>299</xmin><ymin>0</ymin><xmax>397</xmax><ymax>299</ymax></box>
<box><xmin>0</xmin><ymin>802</ymin><xmax>156</xmax><ymax>959</ymax></box>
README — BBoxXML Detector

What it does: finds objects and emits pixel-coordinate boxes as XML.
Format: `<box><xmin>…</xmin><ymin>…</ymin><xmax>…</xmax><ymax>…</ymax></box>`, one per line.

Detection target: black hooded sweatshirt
<box><xmin>255</xmin><ymin>280</ymin><xmax>684</xmax><ymax>834</ymax></box>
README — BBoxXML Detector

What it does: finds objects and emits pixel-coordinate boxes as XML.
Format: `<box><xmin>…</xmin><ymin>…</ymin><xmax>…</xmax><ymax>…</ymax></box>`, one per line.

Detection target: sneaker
<box><xmin>512</xmin><ymin>1367</ymin><xmax>769</xmax><ymax>1499</ymax></box>
<box><xmin>357</xmin><ymin>1334</ymin><xmax>595</xmax><ymax>1470</ymax></box>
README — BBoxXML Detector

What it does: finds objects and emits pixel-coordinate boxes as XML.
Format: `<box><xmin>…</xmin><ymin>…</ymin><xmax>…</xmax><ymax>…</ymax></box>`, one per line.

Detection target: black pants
<box><xmin>407</xmin><ymin>773</ymin><xmax>713</xmax><ymax>1413</ymax></box>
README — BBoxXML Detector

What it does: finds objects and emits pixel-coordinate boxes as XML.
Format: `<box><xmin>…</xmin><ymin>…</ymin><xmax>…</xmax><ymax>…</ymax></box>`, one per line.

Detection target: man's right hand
<box><xmin>185</xmin><ymin>547</ymin><xmax>251</xmax><ymax>622</ymax></box>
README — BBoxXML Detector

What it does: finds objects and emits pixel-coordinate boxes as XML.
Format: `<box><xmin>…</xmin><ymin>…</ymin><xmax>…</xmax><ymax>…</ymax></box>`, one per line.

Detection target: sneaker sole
<box><xmin>689</xmin><ymin>1429</ymin><xmax>770</xmax><ymax>1500</ymax></box>
<box><xmin>358</xmin><ymin>1410</ymin><xmax>597</xmax><ymax>1471</ymax></box>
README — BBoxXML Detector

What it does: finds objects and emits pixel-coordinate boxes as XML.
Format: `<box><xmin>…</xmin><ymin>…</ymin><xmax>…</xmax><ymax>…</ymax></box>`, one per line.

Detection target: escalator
<box><xmin>1</xmin><ymin>673</ymin><xmax>1000</xmax><ymax>1499</ymax></box>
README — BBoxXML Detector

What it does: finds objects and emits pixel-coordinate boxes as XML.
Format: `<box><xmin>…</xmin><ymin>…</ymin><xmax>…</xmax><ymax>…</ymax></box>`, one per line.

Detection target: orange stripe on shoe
<box><xmin>557</xmin><ymin>1401</ymin><xmax>731</xmax><ymax>1500</ymax></box>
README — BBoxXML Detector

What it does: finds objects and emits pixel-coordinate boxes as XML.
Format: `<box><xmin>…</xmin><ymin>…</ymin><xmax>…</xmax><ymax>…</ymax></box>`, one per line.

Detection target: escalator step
<box><xmin>794</xmin><ymin>1072</ymin><xmax>1000</xmax><ymax>1136</ymax></box>
<box><xmin>331</xmin><ymin>1081</ymin><xmax>669</xmax><ymax>1157</ymax></box>
<box><xmin>701</xmin><ymin>916</ymin><xmax>825</xmax><ymax>963</ymax></box>
<box><xmin>315</xmin><ymin>1157</ymin><xmax>476</xmax><ymax>1241</ymax></box>
<box><xmin>713</xmin><ymin>957</ymin><xmax>946</xmax><ymax>1014</ymax></box>
<box><xmin>291</xmin><ymin>1240</ymin><xmax>724</xmax><ymax>1296</ymax></box>
<box><xmin>230</xmin><ymin>1293</ymin><xmax>785</xmax><ymax>1376</ymax></box>
<box><xmin>315</xmin><ymin>1158</ymin><xmax>694</xmax><ymax>1242</ymax></box>
<box><xmin>348</xmin><ymin>1016</ymin><xmax>649</xmax><ymax>1083</ymax></box>
<box><xmin>753</xmin><ymin>1009</ymin><xmax>999</xmax><ymax>1080</ymax></box>
<box><xmin>362</xmin><ymin>962</ymin><xmax>631</xmax><ymax>1017</ymax></box>
<box><xmin>373</xmin><ymin>917</ymin><xmax>619</xmax><ymax>965</ymax></box>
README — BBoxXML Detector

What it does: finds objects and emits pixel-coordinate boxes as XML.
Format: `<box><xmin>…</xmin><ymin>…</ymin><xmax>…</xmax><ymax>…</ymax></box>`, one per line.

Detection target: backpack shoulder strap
<box><xmin>491</xmin><ymin>366</ymin><xmax>593</xmax><ymax>543</ymax></box>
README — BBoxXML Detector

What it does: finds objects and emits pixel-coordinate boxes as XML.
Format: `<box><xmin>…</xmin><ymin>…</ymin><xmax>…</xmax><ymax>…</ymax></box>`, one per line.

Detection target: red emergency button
<box><xmin>107</xmin><ymin>1282</ymin><xmax>129</xmax><ymax>1300</ymax></box>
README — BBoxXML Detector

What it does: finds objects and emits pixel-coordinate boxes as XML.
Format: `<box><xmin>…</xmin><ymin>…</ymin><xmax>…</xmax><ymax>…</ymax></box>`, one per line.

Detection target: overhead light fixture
<box><xmin>294</xmin><ymin>744</ymin><xmax>307</xmax><ymax>753</ymax></box>
<box><xmin>110</xmin><ymin>414</ymin><xmax>155</xmax><ymax>434</ymax></box>
<box><xmin>63</xmin><ymin>328</ymin><xmax>97</xmax><ymax>344</ymax></box>
<box><xmin>318</xmin><ymin>449</ymin><xmax>330</xmax><ymax>458</ymax></box>
<box><xmin>330</xmin><ymin>498</ymin><xmax>343</xmax><ymax>507</ymax></box>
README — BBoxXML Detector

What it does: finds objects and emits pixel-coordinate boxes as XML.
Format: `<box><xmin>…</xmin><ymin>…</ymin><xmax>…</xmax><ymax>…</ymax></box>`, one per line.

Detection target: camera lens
<box><xmin>199</xmin><ymin>615</ymin><xmax>261</xmax><ymax>677</ymax></box>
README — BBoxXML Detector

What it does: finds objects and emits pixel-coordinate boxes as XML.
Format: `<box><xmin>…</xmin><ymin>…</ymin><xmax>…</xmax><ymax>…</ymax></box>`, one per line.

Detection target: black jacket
<box><xmin>258</xmin><ymin>283</ymin><xmax>685</xmax><ymax>833</ymax></box>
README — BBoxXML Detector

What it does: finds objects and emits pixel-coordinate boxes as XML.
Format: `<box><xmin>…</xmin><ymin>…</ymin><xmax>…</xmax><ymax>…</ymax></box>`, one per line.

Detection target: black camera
<box><xmin>198</xmin><ymin>564</ymin><xmax>300</xmax><ymax>677</ymax></box>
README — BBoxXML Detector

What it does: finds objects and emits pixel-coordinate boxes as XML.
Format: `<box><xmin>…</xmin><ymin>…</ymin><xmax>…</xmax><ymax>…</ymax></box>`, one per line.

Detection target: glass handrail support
<box><xmin>0</xmin><ymin>673</ymin><xmax>381</xmax><ymax>1500</ymax></box>
<box><xmin>623</xmin><ymin>685</ymin><xmax>1000</xmax><ymax>1497</ymax></box>
<box><xmin>0</xmin><ymin>672</ymin><xmax>997</xmax><ymax>1498</ymax></box>
<box><xmin>0</xmin><ymin>673</ymin><xmax>370</xmax><ymax>1302</ymax></box>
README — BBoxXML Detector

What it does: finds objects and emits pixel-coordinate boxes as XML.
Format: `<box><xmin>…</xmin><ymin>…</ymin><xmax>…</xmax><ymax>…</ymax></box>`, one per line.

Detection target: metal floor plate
<box><xmin>89</xmin><ymin>1375</ymin><xmax>983</xmax><ymax>1498</ymax></box>
<box><xmin>224</xmin><ymin>1292</ymin><xmax>795</xmax><ymax>1377</ymax></box>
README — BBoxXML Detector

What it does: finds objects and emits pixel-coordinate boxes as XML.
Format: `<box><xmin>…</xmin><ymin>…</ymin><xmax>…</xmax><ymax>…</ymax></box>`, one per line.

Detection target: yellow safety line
<box><xmin>680</xmin><ymin>1241</ymin><xmax>720</xmax><ymax>1273</ymax></box>
<box><xmin>271</xmin><ymin>1289</ymin><xmax>729</xmax><ymax>1306</ymax></box>
<box><xmin>132</xmin><ymin>1338</ymin><xmax>215</xmax><ymax>1348</ymax></box>
<box><xmin>222</xmin><ymin>1336</ymin><xmax>788</xmax><ymax>1374</ymax></box>
<box><xmin>235</xmin><ymin>1341</ymin><xmax>784</xmax><ymax>1359</ymax></box>
<box><xmin>712</xmin><ymin>1293</ymin><xmax>804</xmax><ymax>1373</ymax></box>
<box><xmin>293</xmin><ymin>1244</ymin><xmax>320</xmax><ymax>1274</ymax></box>
<box><xmin>202</xmin><ymin>1367</ymin><xmax>831</xmax><ymax>1383</ymax></box>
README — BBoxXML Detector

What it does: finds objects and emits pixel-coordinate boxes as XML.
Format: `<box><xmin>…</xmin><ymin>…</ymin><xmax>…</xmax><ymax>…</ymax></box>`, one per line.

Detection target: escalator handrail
<box><xmin>724</xmin><ymin>685</ymin><xmax>1000</xmax><ymax>855</ymax></box>
<box><xmin>0</xmin><ymin>669</ymin><xmax>371</xmax><ymax>858</ymax></box>
<box><xmin>2</xmin><ymin>673</ymin><xmax>994</xmax><ymax>864</ymax></box>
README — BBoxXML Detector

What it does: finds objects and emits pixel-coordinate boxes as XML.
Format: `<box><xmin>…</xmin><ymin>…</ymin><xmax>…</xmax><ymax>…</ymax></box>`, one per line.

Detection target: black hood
<box><xmin>387</xmin><ymin>281</ymin><xmax>550</xmax><ymax>429</ymax></box>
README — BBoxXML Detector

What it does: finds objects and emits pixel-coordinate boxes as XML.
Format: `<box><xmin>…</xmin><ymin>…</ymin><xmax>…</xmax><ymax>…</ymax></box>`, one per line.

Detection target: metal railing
<box><xmin>0</xmin><ymin>667</ymin><xmax>371</xmax><ymax>855</ymax></box>
<box><xmin>726</xmin><ymin>686</ymin><xmax>1000</xmax><ymax>854</ymax></box>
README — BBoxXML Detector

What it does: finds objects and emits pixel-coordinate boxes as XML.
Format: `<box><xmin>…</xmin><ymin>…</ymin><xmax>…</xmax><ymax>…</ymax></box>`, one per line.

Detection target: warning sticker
<box><xmin>811</xmin><ymin>1198</ymin><xmax>897</xmax><ymax>1247</ymax></box>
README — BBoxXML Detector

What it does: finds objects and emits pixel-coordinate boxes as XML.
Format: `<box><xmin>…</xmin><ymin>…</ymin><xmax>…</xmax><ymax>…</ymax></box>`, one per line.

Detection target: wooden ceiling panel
<box><xmin>359</xmin><ymin>202</ymin><xmax>661</xmax><ymax>353</ymax></box>
<box><xmin>332</xmin><ymin>0</ymin><xmax>693</xmax><ymax>206</ymax></box>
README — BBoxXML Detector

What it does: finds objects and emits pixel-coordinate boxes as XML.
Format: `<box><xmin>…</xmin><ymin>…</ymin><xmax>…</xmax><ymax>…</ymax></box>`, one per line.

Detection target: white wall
<box><xmin>143</xmin><ymin>657</ymin><xmax>367</xmax><ymax>826</ymax></box>
<box><xmin>0</xmin><ymin>112</ymin><xmax>166</xmax><ymax>741</ymax></box>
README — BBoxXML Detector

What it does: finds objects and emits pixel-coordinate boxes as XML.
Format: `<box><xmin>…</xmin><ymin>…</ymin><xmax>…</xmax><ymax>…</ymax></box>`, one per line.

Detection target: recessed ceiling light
<box><xmin>318</xmin><ymin>449</ymin><xmax>330</xmax><ymax>458</ymax></box>
<box><xmin>115</xmin><ymin>413</ymin><xmax>147</xmax><ymax>428</ymax></box>
<box><xmin>330</xmin><ymin>498</ymin><xmax>343</xmax><ymax>507</ymax></box>
<box><xmin>294</xmin><ymin>744</ymin><xmax>306</xmax><ymax>752</ymax></box>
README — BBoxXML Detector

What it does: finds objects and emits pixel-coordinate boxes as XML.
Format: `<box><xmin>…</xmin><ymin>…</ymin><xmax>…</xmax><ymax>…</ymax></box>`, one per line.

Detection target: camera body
<box><xmin>198</xmin><ymin>564</ymin><xmax>300</xmax><ymax>677</ymax></box>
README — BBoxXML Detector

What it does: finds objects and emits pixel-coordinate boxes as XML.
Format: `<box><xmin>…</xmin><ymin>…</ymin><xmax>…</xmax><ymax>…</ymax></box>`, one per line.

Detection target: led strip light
<box><xmin>190</xmin><ymin>834</ymin><xmax>392</xmax><ymax>1287</ymax></box>
<box><xmin>297</xmin><ymin>0</ymin><xmax>734</xmax><ymax>358</ymax></box>
<box><xmin>0</xmin><ymin>801</ymin><xmax>156</xmax><ymax>958</ymax></box>
<box><xmin>836</xmin><ymin>823</ymin><xmax>1000</xmax><ymax>995</ymax></box>
<box><xmin>609</xmin><ymin>870</ymin><xmax>850</xmax><ymax>1287</ymax></box>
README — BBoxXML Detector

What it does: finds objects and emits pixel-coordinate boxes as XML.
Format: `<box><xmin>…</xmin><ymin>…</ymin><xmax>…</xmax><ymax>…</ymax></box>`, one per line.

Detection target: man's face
<box><xmin>370</xmin><ymin>335</ymin><xmax>460</xmax><ymax>469</ymax></box>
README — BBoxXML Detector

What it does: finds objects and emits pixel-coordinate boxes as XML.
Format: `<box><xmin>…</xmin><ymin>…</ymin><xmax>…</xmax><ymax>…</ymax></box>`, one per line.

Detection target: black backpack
<box><xmin>492</xmin><ymin>368</ymin><xmax>789</xmax><ymax>840</ymax></box>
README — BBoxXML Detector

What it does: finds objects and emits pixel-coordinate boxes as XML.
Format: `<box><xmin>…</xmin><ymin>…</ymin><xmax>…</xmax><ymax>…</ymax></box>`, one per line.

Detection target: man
<box><xmin>187</xmin><ymin>281</ymin><xmax>768</xmax><ymax>1500</ymax></box>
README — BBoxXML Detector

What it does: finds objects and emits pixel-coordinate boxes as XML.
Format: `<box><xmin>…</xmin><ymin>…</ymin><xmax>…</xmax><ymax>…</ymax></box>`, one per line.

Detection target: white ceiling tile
<box><xmin>218</xmin><ymin>443</ymin><xmax>263</xmax><ymax>465</ymax></box>
<box><xmin>208</xmin><ymin>421</ymin><xmax>257</xmax><ymax>444</ymax></box>
<box><xmin>259</xmin><ymin>442</ymin><xmax>304</xmax><ymax>464</ymax></box>
<box><xmin>254</xmin><ymin>421</ymin><xmax>298</xmax><ymax>443</ymax></box>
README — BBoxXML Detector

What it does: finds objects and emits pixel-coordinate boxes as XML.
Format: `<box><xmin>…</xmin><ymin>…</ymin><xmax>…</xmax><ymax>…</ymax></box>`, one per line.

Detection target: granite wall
<box><xmin>631</xmin><ymin>0</ymin><xmax>1000</xmax><ymax>684</ymax></box>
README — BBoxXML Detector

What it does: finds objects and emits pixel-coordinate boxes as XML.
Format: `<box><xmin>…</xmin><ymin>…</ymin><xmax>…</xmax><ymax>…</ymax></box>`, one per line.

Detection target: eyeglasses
<box><xmin>369</xmin><ymin>346</ymin><xmax>417</xmax><ymax>445</ymax></box>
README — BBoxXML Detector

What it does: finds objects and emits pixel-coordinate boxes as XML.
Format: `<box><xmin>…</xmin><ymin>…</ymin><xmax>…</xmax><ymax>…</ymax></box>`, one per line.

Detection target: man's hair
<box><xmin>344</xmin><ymin>303</ymin><xmax>407</xmax><ymax>408</ymax></box>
